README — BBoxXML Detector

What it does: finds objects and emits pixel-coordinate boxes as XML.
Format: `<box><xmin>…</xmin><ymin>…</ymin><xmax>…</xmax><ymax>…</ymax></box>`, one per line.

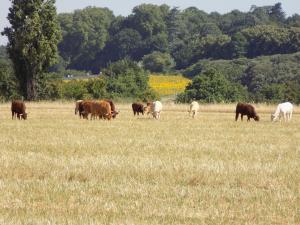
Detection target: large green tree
<box><xmin>58</xmin><ymin>7</ymin><xmax>114</xmax><ymax>72</ymax></box>
<box><xmin>2</xmin><ymin>0</ymin><xmax>61</xmax><ymax>100</ymax></box>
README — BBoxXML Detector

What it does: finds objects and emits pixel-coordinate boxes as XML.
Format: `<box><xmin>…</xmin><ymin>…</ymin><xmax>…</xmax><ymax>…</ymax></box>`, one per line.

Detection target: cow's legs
<box><xmin>289</xmin><ymin>111</ymin><xmax>293</xmax><ymax>121</ymax></box>
<box><xmin>235</xmin><ymin>113</ymin><xmax>239</xmax><ymax>121</ymax></box>
<box><xmin>283</xmin><ymin>113</ymin><xmax>287</xmax><ymax>122</ymax></box>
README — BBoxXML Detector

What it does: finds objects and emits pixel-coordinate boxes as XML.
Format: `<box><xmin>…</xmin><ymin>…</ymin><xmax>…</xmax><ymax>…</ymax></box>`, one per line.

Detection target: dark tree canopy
<box><xmin>2</xmin><ymin>0</ymin><xmax>61</xmax><ymax>100</ymax></box>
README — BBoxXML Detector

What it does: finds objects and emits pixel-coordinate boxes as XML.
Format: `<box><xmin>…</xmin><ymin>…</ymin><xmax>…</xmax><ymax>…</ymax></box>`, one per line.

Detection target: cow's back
<box><xmin>279</xmin><ymin>102</ymin><xmax>293</xmax><ymax>113</ymax></box>
<box><xmin>236</xmin><ymin>103</ymin><xmax>253</xmax><ymax>114</ymax></box>
<box><xmin>132</xmin><ymin>103</ymin><xmax>144</xmax><ymax>111</ymax></box>
<box><xmin>190</xmin><ymin>101</ymin><xmax>199</xmax><ymax>111</ymax></box>
<box><xmin>11</xmin><ymin>100</ymin><xmax>26</xmax><ymax>114</ymax></box>
<box><xmin>153</xmin><ymin>101</ymin><xmax>162</xmax><ymax>112</ymax></box>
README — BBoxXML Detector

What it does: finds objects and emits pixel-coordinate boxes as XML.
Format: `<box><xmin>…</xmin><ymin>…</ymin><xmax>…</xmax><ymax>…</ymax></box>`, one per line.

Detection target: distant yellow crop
<box><xmin>149</xmin><ymin>74</ymin><xmax>191</xmax><ymax>96</ymax></box>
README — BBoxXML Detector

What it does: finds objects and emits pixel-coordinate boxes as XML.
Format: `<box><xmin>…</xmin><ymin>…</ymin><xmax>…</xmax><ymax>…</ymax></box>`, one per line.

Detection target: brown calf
<box><xmin>235</xmin><ymin>103</ymin><xmax>259</xmax><ymax>121</ymax></box>
<box><xmin>11</xmin><ymin>100</ymin><xmax>27</xmax><ymax>120</ymax></box>
<box><xmin>132</xmin><ymin>102</ymin><xmax>145</xmax><ymax>116</ymax></box>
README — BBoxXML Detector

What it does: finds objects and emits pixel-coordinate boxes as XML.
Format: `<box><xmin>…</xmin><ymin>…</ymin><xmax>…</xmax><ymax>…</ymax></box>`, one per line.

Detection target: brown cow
<box><xmin>132</xmin><ymin>102</ymin><xmax>145</xmax><ymax>116</ymax></box>
<box><xmin>75</xmin><ymin>100</ymin><xmax>83</xmax><ymax>118</ymax></box>
<box><xmin>81</xmin><ymin>100</ymin><xmax>93</xmax><ymax>119</ymax></box>
<box><xmin>144</xmin><ymin>102</ymin><xmax>153</xmax><ymax>115</ymax></box>
<box><xmin>235</xmin><ymin>103</ymin><xmax>259</xmax><ymax>121</ymax></box>
<box><xmin>91</xmin><ymin>101</ymin><xmax>112</xmax><ymax>120</ymax></box>
<box><xmin>11</xmin><ymin>100</ymin><xmax>27</xmax><ymax>120</ymax></box>
<box><xmin>105</xmin><ymin>99</ymin><xmax>118</xmax><ymax>119</ymax></box>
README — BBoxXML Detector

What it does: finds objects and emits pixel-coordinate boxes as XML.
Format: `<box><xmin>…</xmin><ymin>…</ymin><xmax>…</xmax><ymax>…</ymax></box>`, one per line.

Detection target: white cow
<box><xmin>145</xmin><ymin>101</ymin><xmax>163</xmax><ymax>119</ymax></box>
<box><xmin>271</xmin><ymin>102</ymin><xmax>293</xmax><ymax>122</ymax></box>
<box><xmin>188</xmin><ymin>101</ymin><xmax>199</xmax><ymax>118</ymax></box>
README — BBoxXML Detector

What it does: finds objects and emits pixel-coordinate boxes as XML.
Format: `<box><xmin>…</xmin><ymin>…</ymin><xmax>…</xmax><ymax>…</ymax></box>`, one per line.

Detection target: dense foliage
<box><xmin>1</xmin><ymin>2</ymin><xmax>300</xmax><ymax>102</ymax></box>
<box><xmin>2</xmin><ymin>0</ymin><xmax>61</xmax><ymax>100</ymax></box>
<box><xmin>177</xmin><ymin>69</ymin><xmax>247</xmax><ymax>103</ymax></box>
<box><xmin>26</xmin><ymin>59</ymin><xmax>157</xmax><ymax>101</ymax></box>
<box><xmin>179</xmin><ymin>52</ymin><xmax>300</xmax><ymax>103</ymax></box>
<box><xmin>54</xmin><ymin>3</ymin><xmax>300</xmax><ymax>72</ymax></box>
<box><xmin>0</xmin><ymin>59</ymin><xmax>19</xmax><ymax>101</ymax></box>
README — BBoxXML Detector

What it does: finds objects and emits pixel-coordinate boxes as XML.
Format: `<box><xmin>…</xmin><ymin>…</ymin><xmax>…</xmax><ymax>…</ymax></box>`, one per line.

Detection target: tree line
<box><xmin>1</xmin><ymin>1</ymin><xmax>300</xmax><ymax>102</ymax></box>
<box><xmin>56</xmin><ymin>2</ymin><xmax>300</xmax><ymax>72</ymax></box>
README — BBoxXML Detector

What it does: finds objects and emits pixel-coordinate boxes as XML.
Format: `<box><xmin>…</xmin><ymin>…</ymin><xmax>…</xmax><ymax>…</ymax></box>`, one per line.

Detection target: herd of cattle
<box><xmin>10</xmin><ymin>99</ymin><xmax>294</xmax><ymax>122</ymax></box>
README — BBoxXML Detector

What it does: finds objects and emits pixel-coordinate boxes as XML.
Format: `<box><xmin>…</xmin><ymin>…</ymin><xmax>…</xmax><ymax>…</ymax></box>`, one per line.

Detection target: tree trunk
<box><xmin>26</xmin><ymin>78</ymin><xmax>36</xmax><ymax>100</ymax></box>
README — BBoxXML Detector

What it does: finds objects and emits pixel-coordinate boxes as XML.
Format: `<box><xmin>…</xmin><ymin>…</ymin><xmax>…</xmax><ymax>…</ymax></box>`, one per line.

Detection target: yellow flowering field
<box><xmin>149</xmin><ymin>74</ymin><xmax>191</xmax><ymax>96</ymax></box>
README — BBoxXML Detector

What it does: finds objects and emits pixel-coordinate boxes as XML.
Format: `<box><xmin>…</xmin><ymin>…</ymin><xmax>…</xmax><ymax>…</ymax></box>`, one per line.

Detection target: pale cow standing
<box><xmin>188</xmin><ymin>101</ymin><xmax>199</xmax><ymax>118</ymax></box>
<box><xmin>271</xmin><ymin>102</ymin><xmax>293</xmax><ymax>122</ymax></box>
<box><xmin>145</xmin><ymin>101</ymin><xmax>163</xmax><ymax>119</ymax></box>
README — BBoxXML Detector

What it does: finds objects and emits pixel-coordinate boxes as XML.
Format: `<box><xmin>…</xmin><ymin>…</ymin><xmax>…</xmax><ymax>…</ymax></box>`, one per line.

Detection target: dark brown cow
<box><xmin>91</xmin><ymin>101</ymin><xmax>112</xmax><ymax>120</ymax></box>
<box><xmin>11</xmin><ymin>100</ymin><xmax>27</xmax><ymax>120</ymax></box>
<box><xmin>235</xmin><ymin>103</ymin><xmax>259</xmax><ymax>121</ymax></box>
<box><xmin>132</xmin><ymin>102</ymin><xmax>145</xmax><ymax>116</ymax></box>
<box><xmin>81</xmin><ymin>100</ymin><xmax>93</xmax><ymax>119</ymax></box>
<box><xmin>105</xmin><ymin>99</ymin><xmax>118</xmax><ymax>119</ymax></box>
<box><xmin>75</xmin><ymin>100</ymin><xmax>83</xmax><ymax>118</ymax></box>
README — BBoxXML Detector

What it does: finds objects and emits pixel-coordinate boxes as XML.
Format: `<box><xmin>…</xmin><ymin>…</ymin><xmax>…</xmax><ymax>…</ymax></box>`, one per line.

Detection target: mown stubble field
<box><xmin>0</xmin><ymin>102</ymin><xmax>299</xmax><ymax>225</ymax></box>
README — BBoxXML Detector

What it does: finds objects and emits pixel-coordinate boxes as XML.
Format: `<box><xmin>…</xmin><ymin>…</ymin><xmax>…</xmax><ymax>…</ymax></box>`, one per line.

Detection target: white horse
<box><xmin>188</xmin><ymin>101</ymin><xmax>199</xmax><ymax>118</ymax></box>
<box><xmin>271</xmin><ymin>102</ymin><xmax>293</xmax><ymax>122</ymax></box>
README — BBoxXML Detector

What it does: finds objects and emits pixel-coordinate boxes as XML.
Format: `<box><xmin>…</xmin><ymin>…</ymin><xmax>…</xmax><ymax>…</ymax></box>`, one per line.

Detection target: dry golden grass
<box><xmin>0</xmin><ymin>102</ymin><xmax>299</xmax><ymax>225</ymax></box>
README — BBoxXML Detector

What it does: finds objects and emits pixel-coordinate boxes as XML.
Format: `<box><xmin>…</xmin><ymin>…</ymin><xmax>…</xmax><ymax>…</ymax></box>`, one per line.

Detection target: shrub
<box><xmin>142</xmin><ymin>51</ymin><xmax>175</xmax><ymax>73</ymax></box>
<box><xmin>60</xmin><ymin>80</ymin><xmax>89</xmax><ymax>100</ymax></box>
<box><xmin>177</xmin><ymin>68</ymin><xmax>248</xmax><ymax>103</ymax></box>
<box><xmin>0</xmin><ymin>59</ymin><xmax>20</xmax><ymax>101</ymax></box>
<box><xmin>103</xmin><ymin>59</ymin><xmax>158</xmax><ymax>98</ymax></box>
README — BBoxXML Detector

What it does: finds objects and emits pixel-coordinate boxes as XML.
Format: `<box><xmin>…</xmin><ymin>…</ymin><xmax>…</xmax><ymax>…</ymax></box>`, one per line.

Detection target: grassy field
<box><xmin>149</xmin><ymin>75</ymin><xmax>191</xmax><ymax>96</ymax></box>
<box><xmin>0</xmin><ymin>102</ymin><xmax>299</xmax><ymax>225</ymax></box>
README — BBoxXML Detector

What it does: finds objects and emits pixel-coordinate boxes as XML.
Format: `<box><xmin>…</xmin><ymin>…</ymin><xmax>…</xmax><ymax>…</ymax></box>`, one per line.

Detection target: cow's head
<box><xmin>81</xmin><ymin>111</ymin><xmax>89</xmax><ymax>119</ymax></box>
<box><xmin>20</xmin><ymin>113</ymin><xmax>27</xmax><ymax>120</ymax></box>
<box><xmin>254</xmin><ymin>115</ymin><xmax>260</xmax><ymax>121</ymax></box>
<box><xmin>144</xmin><ymin>106</ymin><xmax>150</xmax><ymax>114</ymax></box>
<box><xmin>112</xmin><ymin>110</ymin><xmax>119</xmax><ymax>119</ymax></box>
<box><xmin>144</xmin><ymin>103</ymin><xmax>152</xmax><ymax>114</ymax></box>
<box><xmin>105</xmin><ymin>113</ymin><xmax>112</xmax><ymax>120</ymax></box>
<box><xmin>271</xmin><ymin>114</ymin><xmax>276</xmax><ymax>122</ymax></box>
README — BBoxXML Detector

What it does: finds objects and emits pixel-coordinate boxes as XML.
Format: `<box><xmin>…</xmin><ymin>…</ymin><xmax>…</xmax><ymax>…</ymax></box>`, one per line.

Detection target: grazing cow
<box><xmin>75</xmin><ymin>100</ymin><xmax>83</xmax><ymax>118</ymax></box>
<box><xmin>235</xmin><ymin>103</ymin><xmax>259</xmax><ymax>122</ymax></box>
<box><xmin>188</xmin><ymin>101</ymin><xmax>199</xmax><ymax>118</ymax></box>
<box><xmin>132</xmin><ymin>102</ymin><xmax>145</xmax><ymax>116</ymax></box>
<box><xmin>271</xmin><ymin>102</ymin><xmax>293</xmax><ymax>122</ymax></box>
<box><xmin>91</xmin><ymin>100</ymin><xmax>112</xmax><ymax>120</ymax></box>
<box><xmin>105</xmin><ymin>99</ymin><xmax>118</xmax><ymax>119</ymax></box>
<box><xmin>11</xmin><ymin>100</ymin><xmax>27</xmax><ymax>120</ymax></box>
<box><xmin>145</xmin><ymin>101</ymin><xmax>163</xmax><ymax>119</ymax></box>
